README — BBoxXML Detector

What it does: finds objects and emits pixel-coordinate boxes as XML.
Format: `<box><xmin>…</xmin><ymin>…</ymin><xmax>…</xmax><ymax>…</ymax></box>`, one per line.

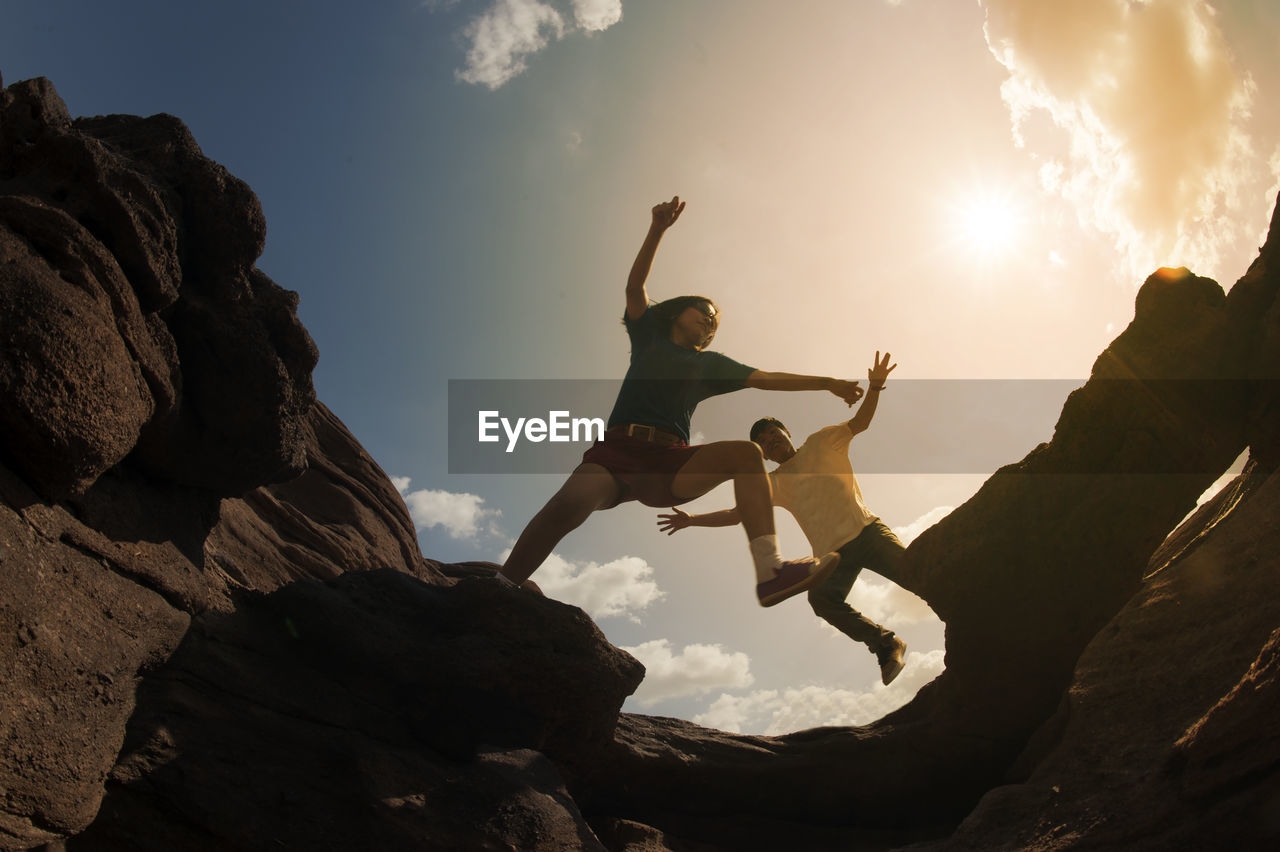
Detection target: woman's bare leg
<box><xmin>499</xmin><ymin>463</ymin><xmax>622</xmax><ymax>584</ymax></box>
<box><xmin>672</xmin><ymin>440</ymin><xmax>836</xmax><ymax>606</ymax></box>
<box><xmin>670</xmin><ymin>440</ymin><xmax>774</xmax><ymax>540</ymax></box>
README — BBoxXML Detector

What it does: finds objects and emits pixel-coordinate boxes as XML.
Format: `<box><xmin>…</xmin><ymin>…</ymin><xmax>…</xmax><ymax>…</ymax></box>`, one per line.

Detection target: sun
<box><xmin>947</xmin><ymin>189</ymin><xmax>1025</xmax><ymax>259</ymax></box>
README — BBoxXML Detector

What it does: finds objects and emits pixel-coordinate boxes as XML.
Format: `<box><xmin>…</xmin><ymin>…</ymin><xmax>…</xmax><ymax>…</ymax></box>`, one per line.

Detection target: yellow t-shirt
<box><xmin>769</xmin><ymin>423</ymin><xmax>877</xmax><ymax>557</ymax></box>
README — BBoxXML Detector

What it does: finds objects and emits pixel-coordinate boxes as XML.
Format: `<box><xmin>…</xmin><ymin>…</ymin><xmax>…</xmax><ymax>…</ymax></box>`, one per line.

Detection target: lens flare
<box><xmin>954</xmin><ymin>193</ymin><xmax>1023</xmax><ymax>258</ymax></box>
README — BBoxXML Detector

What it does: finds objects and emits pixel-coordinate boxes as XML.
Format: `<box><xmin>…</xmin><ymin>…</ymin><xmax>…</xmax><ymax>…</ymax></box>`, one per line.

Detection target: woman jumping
<box><xmin>499</xmin><ymin>196</ymin><xmax>864</xmax><ymax>607</ymax></box>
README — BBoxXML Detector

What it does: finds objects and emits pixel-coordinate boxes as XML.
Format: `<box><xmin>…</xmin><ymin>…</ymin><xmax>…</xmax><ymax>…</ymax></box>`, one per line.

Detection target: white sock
<box><xmin>748</xmin><ymin>535</ymin><xmax>783</xmax><ymax>582</ymax></box>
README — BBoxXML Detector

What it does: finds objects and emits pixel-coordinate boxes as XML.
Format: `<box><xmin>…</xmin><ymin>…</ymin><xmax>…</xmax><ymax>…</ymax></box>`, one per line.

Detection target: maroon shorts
<box><xmin>580</xmin><ymin>435</ymin><xmax>705</xmax><ymax>508</ymax></box>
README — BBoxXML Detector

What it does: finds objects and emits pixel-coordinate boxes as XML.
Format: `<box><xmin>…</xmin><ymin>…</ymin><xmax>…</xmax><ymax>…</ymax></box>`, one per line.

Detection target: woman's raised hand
<box><xmin>651</xmin><ymin>196</ymin><xmax>686</xmax><ymax>230</ymax></box>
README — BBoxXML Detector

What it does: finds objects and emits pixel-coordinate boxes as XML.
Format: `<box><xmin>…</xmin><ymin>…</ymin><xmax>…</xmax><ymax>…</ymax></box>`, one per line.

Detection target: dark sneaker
<box><xmin>756</xmin><ymin>552</ymin><xmax>840</xmax><ymax>607</ymax></box>
<box><xmin>876</xmin><ymin>636</ymin><xmax>907</xmax><ymax>685</ymax></box>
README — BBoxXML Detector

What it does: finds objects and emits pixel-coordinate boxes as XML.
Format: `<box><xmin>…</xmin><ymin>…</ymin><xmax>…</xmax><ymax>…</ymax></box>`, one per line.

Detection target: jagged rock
<box><xmin>0</xmin><ymin>76</ymin><xmax>317</xmax><ymax>500</ymax></box>
<box><xmin>0</xmin><ymin>463</ymin><xmax>190</xmax><ymax>848</ymax></box>
<box><xmin>1174</xmin><ymin>626</ymin><xmax>1280</xmax><ymax>803</ymax></box>
<box><xmin>0</xmin><ymin>76</ymin><xmax>418</xmax><ymax>846</ymax></box>
<box><xmin>934</xmin><ymin>459</ymin><xmax>1280</xmax><ymax>851</ymax></box>
<box><xmin>84</xmin><ymin>742</ymin><xmax>606</xmax><ymax>851</ymax></box>
<box><xmin>74</xmin><ymin>570</ymin><xmax>640</xmax><ymax>851</ymax></box>
<box><xmin>205</xmin><ymin>401</ymin><xmax>442</xmax><ymax>593</ymax></box>
<box><xmin>0</xmin><ymin>195</ymin><xmax>156</xmax><ymax>499</ymax></box>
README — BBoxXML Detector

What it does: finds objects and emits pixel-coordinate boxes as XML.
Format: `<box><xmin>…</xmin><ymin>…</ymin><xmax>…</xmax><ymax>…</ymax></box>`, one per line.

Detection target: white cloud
<box><xmin>891</xmin><ymin>505</ymin><xmax>953</xmax><ymax>546</ymax></box>
<box><xmin>794</xmin><ymin>507</ymin><xmax>949</xmax><ymax>639</ymax></box>
<box><xmin>1264</xmin><ymin>145</ymin><xmax>1280</xmax><ymax>245</ymax></box>
<box><xmin>456</xmin><ymin>0</ymin><xmax>567</xmax><ymax>90</ymax></box>
<box><xmin>501</xmin><ymin>549</ymin><xmax>665</xmax><ymax>621</ymax></box>
<box><xmin>621</xmin><ymin>639</ymin><xmax>755</xmax><ymax>706</ymax></box>
<box><xmin>694</xmin><ymin>649</ymin><xmax>945</xmax><ymax>734</ymax></box>
<box><xmin>846</xmin><ymin>578</ymin><xmax>935</xmax><ymax>628</ymax></box>
<box><xmin>693</xmin><ymin>689</ymin><xmax>781</xmax><ymax>733</ymax></box>
<box><xmin>394</xmin><ymin>477</ymin><xmax>501</xmax><ymax>540</ymax></box>
<box><xmin>571</xmin><ymin>0</ymin><xmax>621</xmax><ymax>31</ymax></box>
<box><xmin>455</xmin><ymin>0</ymin><xmax>623</xmax><ymax>89</ymax></box>
<box><xmin>395</xmin><ymin>475</ymin><xmax>660</xmax><ymax>619</ymax></box>
<box><xmin>983</xmin><ymin>0</ymin><xmax>1263</xmax><ymax>283</ymax></box>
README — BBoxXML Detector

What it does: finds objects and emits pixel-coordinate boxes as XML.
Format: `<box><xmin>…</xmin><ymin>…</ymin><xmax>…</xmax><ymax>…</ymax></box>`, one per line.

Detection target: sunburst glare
<box><xmin>946</xmin><ymin>189</ymin><xmax>1026</xmax><ymax>260</ymax></box>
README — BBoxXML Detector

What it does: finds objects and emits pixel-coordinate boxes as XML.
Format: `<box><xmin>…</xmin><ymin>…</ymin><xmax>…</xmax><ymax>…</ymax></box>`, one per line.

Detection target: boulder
<box><xmin>0</xmin><ymin>76</ymin><xmax>318</xmax><ymax>501</ymax></box>
<box><xmin>74</xmin><ymin>569</ymin><xmax>641</xmax><ymax>851</ymax></box>
<box><xmin>936</xmin><ymin>459</ymin><xmax>1280</xmax><ymax>850</ymax></box>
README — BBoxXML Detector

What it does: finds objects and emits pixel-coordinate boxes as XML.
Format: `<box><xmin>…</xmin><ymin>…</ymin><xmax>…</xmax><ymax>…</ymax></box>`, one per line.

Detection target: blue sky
<box><xmin>5</xmin><ymin>0</ymin><xmax>1279</xmax><ymax>731</ymax></box>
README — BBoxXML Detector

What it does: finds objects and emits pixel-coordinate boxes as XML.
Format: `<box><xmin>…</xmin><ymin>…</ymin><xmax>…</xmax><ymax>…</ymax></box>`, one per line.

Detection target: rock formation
<box><xmin>1</xmin><ymin>74</ymin><xmax>1277</xmax><ymax>850</ymax></box>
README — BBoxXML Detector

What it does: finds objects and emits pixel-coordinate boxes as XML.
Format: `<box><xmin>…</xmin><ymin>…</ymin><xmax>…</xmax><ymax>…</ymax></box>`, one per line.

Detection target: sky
<box><xmin>4</xmin><ymin>0</ymin><xmax>1279</xmax><ymax>734</ymax></box>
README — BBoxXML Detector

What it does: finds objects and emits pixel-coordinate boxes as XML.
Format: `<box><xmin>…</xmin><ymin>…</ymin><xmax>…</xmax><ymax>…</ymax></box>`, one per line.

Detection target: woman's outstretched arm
<box><xmin>744</xmin><ymin>370</ymin><xmax>865</xmax><ymax>406</ymax></box>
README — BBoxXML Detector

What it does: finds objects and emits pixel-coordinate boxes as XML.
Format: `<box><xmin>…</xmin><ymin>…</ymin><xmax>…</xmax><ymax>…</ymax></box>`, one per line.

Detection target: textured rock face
<box><xmin>0</xmin><ymin>466</ymin><xmax>191</xmax><ymax>845</ymax></box>
<box><xmin>0</xmin><ymin>76</ymin><xmax>317</xmax><ymax>501</ymax></box>
<box><xmin>76</xmin><ymin>571</ymin><xmax>640</xmax><ymax>851</ymax></box>
<box><xmin>0</xmin><ymin>73</ymin><xmax>324</xmax><ymax>846</ymax></box>
<box><xmin>3</xmin><ymin>74</ymin><xmax>1280</xmax><ymax>851</ymax></box>
<box><xmin>206</xmin><ymin>402</ymin><xmax>433</xmax><ymax>592</ymax></box>
<box><xmin>934</xmin><ymin>461</ymin><xmax>1280</xmax><ymax>851</ymax></box>
<box><xmin>0</xmin><ymin>75</ymin><xmax>643</xmax><ymax>850</ymax></box>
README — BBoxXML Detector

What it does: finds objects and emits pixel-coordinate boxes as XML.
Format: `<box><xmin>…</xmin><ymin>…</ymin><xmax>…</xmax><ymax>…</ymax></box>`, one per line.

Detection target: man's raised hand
<box><xmin>868</xmin><ymin>351</ymin><xmax>897</xmax><ymax>390</ymax></box>
<box><xmin>652</xmin><ymin>196</ymin><xmax>686</xmax><ymax>231</ymax></box>
<box><xmin>657</xmin><ymin>507</ymin><xmax>693</xmax><ymax>535</ymax></box>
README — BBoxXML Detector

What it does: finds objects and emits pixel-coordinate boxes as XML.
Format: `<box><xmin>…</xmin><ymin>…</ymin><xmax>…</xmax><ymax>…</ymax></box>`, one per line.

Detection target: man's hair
<box><xmin>627</xmin><ymin>295</ymin><xmax>719</xmax><ymax>347</ymax></box>
<box><xmin>749</xmin><ymin>417</ymin><xmax>788</xmax><ymax>443</ymax></box>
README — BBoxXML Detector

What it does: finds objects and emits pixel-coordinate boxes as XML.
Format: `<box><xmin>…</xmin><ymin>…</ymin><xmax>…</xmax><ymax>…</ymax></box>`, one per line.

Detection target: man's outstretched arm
<box><xmin>847</xmin><ymin>351</ymin><xmax>896</xmax><ymax>435</ymax></box>
<box><xmin>626</xmin><ymin>196</ymin><xmax>686</xmax><ymax>320</ymax></box>
<box><xmin>657</xmin><ymin>506</ymin><xmax>741</xmax><ymax>535</ymax></box>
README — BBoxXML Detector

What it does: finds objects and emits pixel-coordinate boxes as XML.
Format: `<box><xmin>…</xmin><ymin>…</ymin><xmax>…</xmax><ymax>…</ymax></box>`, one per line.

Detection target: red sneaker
<box><xmin>756</xmin><ymin>551</ymin><xmax>840</xmax><ymax>607</ymax></box>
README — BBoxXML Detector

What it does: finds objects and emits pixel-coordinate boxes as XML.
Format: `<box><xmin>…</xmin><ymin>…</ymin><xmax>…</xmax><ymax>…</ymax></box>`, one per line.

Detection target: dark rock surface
<box><xmin>74</xmin><ymin>571</ymin><xmax>638</xmax><ymax>851</ymax></box>
<box><xmin>0</xmin><ymin>76</ymin><xmax>316</xmax><ymax>503</ymax></box>
<box><xmin>205</xmin><ymin>401</ymin><xmax>437</xmax><ymax>593</ymax></box>
<box><xmin>935</xmin><ymin>460</ymin><xmax>1280</xmax><ymax>851</ymax></box>
<box><xmin>2</xmin><ymin>74</ymin><xmax>1279</xmax><ymax>850</ymax></box>
<box><xmin>0</xmin><ymin>74</ymin><xmax>641</xmax><ymax>851</ymax></box>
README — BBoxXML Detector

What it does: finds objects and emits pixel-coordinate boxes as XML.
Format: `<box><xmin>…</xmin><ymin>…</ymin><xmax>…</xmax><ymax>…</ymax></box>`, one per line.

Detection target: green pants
<box><xmin>807</xmin><ymin>520</ymin><xmax>904</xmax><ymax>653</ymax></box>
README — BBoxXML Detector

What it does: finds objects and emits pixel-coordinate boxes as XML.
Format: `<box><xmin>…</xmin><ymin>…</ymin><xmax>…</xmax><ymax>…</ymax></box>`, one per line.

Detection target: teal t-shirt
<box><xmin>606</xmin><ymin>308</ymin><xmax>756</xmax><ymax>443</ymax></box>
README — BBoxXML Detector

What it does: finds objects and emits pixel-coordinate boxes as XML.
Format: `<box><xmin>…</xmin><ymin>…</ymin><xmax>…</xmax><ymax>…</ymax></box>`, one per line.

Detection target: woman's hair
<box><xmin>629</xmin><ymin>295</ymin><xmax>720</xmax><ymax>347</ymax></box>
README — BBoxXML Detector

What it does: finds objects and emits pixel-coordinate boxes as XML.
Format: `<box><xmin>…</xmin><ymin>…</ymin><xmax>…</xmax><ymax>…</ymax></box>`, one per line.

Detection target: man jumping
<box><xmin>658</xmin><ymin>352</ymin><xmax>909</xmax><ymax>685</ymax></box>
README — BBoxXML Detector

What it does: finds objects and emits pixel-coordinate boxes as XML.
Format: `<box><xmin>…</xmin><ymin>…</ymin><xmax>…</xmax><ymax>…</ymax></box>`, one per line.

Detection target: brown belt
<box><xmin>607</xmin><ymin>423</ymin><xmax>685</xmax><ymax>445</ymax></box>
